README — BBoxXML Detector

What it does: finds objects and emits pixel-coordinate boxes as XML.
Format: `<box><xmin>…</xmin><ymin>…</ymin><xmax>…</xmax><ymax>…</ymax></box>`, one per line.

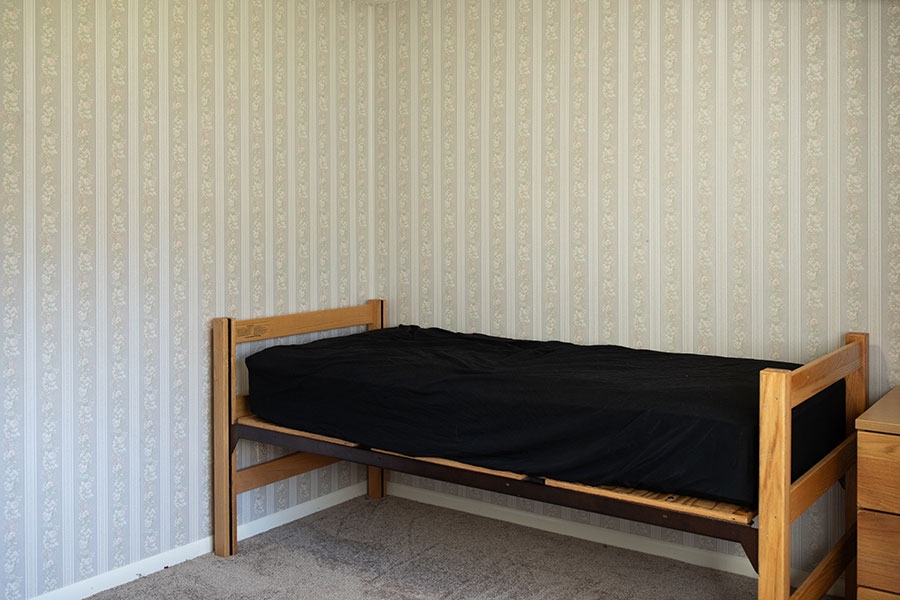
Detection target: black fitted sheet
<box><xmin>246</xmin><ymin>325</ymin><xmax>845</xmax><ymax>506</ymax></box>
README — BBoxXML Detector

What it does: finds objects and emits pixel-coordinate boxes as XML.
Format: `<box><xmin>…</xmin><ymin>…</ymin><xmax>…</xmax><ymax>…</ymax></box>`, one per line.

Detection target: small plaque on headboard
<box><xmin>236</xmin><ymin>324</ymin><xmax>269</xmax><ymax>340</ymax></box>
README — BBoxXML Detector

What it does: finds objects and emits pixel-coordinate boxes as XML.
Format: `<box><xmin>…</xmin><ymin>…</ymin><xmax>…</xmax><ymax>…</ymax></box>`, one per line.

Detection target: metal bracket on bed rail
<box><xmin>229</xmin><ymin>425</ymin><xmax>240</xmax><ymax>455</ymax></box>
<box><xmin>232</xmin><ymin>422</ymin><xmax>761</xmax><ymax>572</ymax></box>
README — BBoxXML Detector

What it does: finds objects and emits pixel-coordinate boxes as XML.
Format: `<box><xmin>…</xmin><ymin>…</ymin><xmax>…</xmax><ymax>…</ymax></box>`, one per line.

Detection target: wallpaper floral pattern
<box><xmin>2</xmin><ymin>0</ymin><xmax>900</xmax><ymax>598</ymax></box>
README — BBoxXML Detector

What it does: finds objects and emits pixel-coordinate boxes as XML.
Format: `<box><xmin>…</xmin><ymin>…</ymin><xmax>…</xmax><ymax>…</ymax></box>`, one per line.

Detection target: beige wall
<box><xmin>381</xmin><ymin>0</ymin><xmax>896</xmax><ymax>389</ymax></box>
<box><xmin>2</xmin><ymin>0</ymin><xmax>899</xmax><ymax>597</ymax></box>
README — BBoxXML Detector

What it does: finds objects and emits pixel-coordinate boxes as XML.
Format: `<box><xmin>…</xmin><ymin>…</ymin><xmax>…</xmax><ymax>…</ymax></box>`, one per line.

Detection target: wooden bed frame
<box><xmin>212</xmin><ymin>300</ymin><xmax>868</xmax><ymax>600</ymax></box>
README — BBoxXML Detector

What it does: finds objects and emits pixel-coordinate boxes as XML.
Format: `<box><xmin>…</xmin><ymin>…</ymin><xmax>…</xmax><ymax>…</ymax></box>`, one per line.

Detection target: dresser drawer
<box><xmin>859</xmin><ymin>431</ymin><xmax>900</xmax><ymax>513</ymax></box>
<box><xmin>859</xmin><ymin>587</ymin><xmax>900</xmax><ymax>600</ymax></box>
<box><xmin>859</xmin><ymin>509</ymin><xmax>900</xmax><ymax>594</ymax></box>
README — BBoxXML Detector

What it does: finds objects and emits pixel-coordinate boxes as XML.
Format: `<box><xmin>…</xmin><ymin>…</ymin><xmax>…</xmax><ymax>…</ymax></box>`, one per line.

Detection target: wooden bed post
<box><xmin>843</xmin><ymin>332</ymin><xmax>868</xmax><ymax>600</ymax></box>
<box><xmin>759</xmin><ymin>368</ymin><xmax>792</xmax><ymax>600</ymax></box>
<box><xmin>366</xmin><ymin>299</ymin><xmax>386</xmax><ymax>499</ymax></box>
<box><xmin>213</xmin><ymin>317</ymin><xmax>237</xmax><ymax>557</ymax></box>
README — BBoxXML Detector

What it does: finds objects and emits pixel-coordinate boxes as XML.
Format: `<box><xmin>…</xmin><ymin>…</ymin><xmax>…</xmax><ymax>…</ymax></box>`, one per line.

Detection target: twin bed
<box><xmin>213</xmin><ymin>300</ymin><xmax>868</xmax><ymax>600</ymax></box>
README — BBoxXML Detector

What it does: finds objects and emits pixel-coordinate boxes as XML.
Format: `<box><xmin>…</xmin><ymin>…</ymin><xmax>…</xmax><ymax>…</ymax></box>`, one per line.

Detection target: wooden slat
<box><xmin>212</xmin><ymin>317</ymin><xmax>235</xmax><ymax>557</ymax></box>
<box><xmin>759</xmin><ymin>368</ymin><xmax>792</xmax><ymax>600</ymax></box>
<box><xmin>372</xmin><ymin>448</ymin><xmax>530</xmax><ymax>481</ymax></box>
<box><xmin>234</xmin><ymin>303</ymin><xmax>380</xmax><ymax>342</ymax></box>
<box><xmin>236</xmin><ymin>415</ymin><xmax>360</xmax><ymax>447</ymax></box>
<box><xmin>545</xmin><ymin>479</ymin><xmax>757</xmax><ymax>524</ymax></box>
<box><xmin>791</xmin><ymin>340</ymin><xmax>862</xmax><ymax>408</ymax></box>
<box><xmin>790</xmin><ymin>523</ymin><xmax>857</xmax><ymax>600</ymax></box>
<box><xmin>857</xmin><ymin>387</ymin><xmax>900</xmax><ymax>436</ymax></box>
<box><xmin>234</xmin><ymin>452</ymin><xmax>340</xmax><ymax>495</ymax></box>
<box><xmin>789</xmin><ymin>433</ymin><xmax>857</xmax><ymax>523</ymax></box>
<box><xmin>859</xmin><ymin>588</ymin><xmax>900</xmax><ymax>600</ymax></box>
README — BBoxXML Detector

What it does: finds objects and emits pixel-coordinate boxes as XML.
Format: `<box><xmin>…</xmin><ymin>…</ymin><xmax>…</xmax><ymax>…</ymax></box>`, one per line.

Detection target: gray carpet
<box><xmin>89</xmin><ymin>496</ymin><xmax>761</xmax><ymax>599</ymax></box>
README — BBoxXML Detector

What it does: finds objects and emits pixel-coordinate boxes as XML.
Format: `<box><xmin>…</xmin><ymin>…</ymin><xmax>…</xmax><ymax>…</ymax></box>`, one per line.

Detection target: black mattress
<box><xmin>246</xmin><ymin>325</ymin><xmax>845</xmax><ymax>506</ymax></box>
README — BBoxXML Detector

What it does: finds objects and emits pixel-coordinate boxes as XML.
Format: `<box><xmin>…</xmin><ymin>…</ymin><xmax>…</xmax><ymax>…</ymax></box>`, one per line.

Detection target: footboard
<box><xmin>759</xmin><ymin>333</ymin><xmax>869</xmax><ymax>600</ymax></box>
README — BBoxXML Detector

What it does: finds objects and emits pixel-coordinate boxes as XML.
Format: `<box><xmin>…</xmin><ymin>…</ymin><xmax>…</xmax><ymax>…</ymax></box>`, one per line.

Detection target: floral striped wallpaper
<box><xmin>2</xmin><ymin>0</ymin><xmax>900</xmax><ymax>597</ymax></box>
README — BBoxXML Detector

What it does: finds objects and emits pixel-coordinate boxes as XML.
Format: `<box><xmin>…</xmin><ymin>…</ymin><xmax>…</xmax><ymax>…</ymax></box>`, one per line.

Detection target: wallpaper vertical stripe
<box><xmin>888</xmin><ymin>3</ymin><xmax>900</xmax><ymax>389</ymax></box>
<box><xmin>869</xmin><ymin>0</ymin><xmax>882</xmax><ymax>396</ymax></box>
<box><xmin>3</xmin><ymin>0</ymin><xmax>900</xmax><ymax>597</ymax></box>
<box><xmin>2</xmin><ymin>2</ymin><xmax>24</xmax><ymax>598</ymax></box>
<box><xmin>21</xmin><ymin>0</ymin><xmax>35</xmax><ymax>590</ymax></box>
<box><xmin>680</xmin><ymin>0</ymin><xmax>693</xmax><ymax>354</ymax></box>
<box><xmin>765</xmin><ymin>0</ymin><xmax>786</xmax><ymax>360</ymax></box>
<box><xmin>616</xmin><ymin>0</ymin><xmax>627</xmax><ymax>341</ymax></box>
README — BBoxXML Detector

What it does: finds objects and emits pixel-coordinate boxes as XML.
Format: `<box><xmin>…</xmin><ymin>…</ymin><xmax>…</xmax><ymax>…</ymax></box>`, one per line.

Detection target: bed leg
<box><xmin>213</xmin><ymin>318</ymin><xmax>238</xmax><ymax>557</ymax></box>
<box><xmin>213</xmin><ymin>447</ymin><xmax>237</xmax><ymax>557</ymax></box>
<box><xmin>367</xmin><ymin>466</ymin><xmax>385</xmax><ymax>499</ymax></box>
<box><xmin>759</xmin><ymin>368</ymin><xmax>792</xmax><ymax>600</ymax></box>
<box><xmin>844</xmin><ymin>466</ymin><xmax>858</xmax><ymax>600</ymax></box>
<box><xmin>844</xmin><ymin>332</ymin><xmax>867</xmax><ymax>600</ymax></box>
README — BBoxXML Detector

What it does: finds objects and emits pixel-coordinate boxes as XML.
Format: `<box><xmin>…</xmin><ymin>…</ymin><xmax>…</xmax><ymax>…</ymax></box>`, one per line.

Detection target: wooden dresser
<box><xmin>857</xmin><ymin>387</ymin><xmax>900</xmax><ymax>600</ymax></box>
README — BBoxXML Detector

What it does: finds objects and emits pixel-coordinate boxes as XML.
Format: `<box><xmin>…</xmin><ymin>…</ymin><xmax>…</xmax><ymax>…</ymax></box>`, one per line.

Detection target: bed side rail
<box><xmin>758</xmin><ymin>332</ymin><xmax>868</xmax><ymax>600</ymax></box>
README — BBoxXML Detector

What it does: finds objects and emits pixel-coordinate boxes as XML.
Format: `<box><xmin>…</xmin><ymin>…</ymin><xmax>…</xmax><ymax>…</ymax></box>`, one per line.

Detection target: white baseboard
<box><xmin>33</xmin><ymin>538</ymin><xmax>215</xmax><ymax>600</ymax></box>
<box><xmin>387</xmin><ymin>482</ymin><xmax>845</xmax><ymax>598</ymax></box>
<box><xmin>235</xmin><ymin>481</ymin><xmax>366</xmax><ymax>541</ymax></box>
<box><xmin>34</xmin><ymin>482</ymin><xmax>367</xmax><ymax>600</ymax></box>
